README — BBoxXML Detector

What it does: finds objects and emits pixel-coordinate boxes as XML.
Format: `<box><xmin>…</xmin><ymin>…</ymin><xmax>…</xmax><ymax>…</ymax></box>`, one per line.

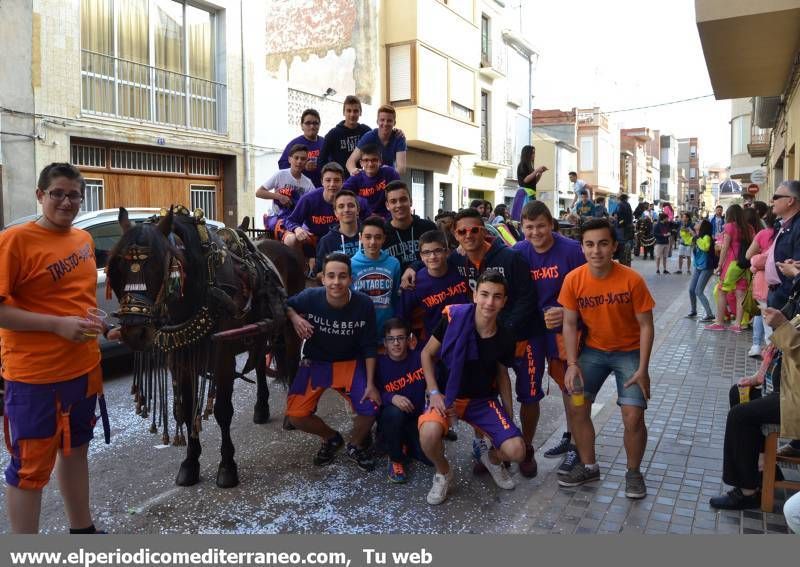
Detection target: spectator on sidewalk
<box><xmin>745</xmin><ymin>208</ymin><xmax>778</xmax><ymax>358</ymax></box>
<box><xmin>675</xmin><ymin>212</ymin><xmax>695</xmax><ymax>275</ymax></box>
<box><xmin>711</xmin><ymin>205</ymin><xmax>725</xmax><ymax>238</ymax></box>
<box><xmin>569</xmin><ymin>172</ymin><xmax>592</xmax><ymax>207</ymax></box>
<box><xmin>278</xmin><ymin>109</ymin><xmax>325</xmax><ymax>187</ymax></box>
<box><xmin>558</xmin><ymin>218</ymin><xmax>655</xmax><ymax>499</ymax></box>
<box><xmin>653</xmin><ymin>213</ymin><xmax>671</xmax><ymax>274</ymax></box>
<box><xmin>768</xmin><ymin>181</ymin><xmax>800</xmax><ymax>310</ymax></box>
<box><xmin>686</xmin><ymin>219</ymin><xmax>716</xmax><ymax>322</ymax></box>
<box><xmin>511</xmin><ymin>145</ymin><xmax>547</xmax><ymax>221</ymax></box>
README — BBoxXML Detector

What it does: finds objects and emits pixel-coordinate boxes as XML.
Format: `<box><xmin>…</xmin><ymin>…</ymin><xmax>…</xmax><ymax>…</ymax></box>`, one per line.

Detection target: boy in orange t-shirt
<box><xmin>557</xmin><ymin>218</ymin><xmax>655</xmax><ymax>499</ymax></box>
<box><xmin>0</xmin><ymin>163</ymin><xmax>109</xmax><ymax>534</ymax></box>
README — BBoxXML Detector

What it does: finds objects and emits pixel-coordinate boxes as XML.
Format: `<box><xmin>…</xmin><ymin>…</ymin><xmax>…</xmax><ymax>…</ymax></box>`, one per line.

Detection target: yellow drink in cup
<box><xmin>571</xmin><ymin>391</ymin><xmax>585</xmax><ymax>406</ymax></box>
<box><xmin>737</xmin><ymin>385</ymin><xmax>750</xmax><ymax>404</ymax></box>
<box><xmin>84</xmin><ymin>307</ymin><xmax>107</xmax><ymax>339</ymax></box>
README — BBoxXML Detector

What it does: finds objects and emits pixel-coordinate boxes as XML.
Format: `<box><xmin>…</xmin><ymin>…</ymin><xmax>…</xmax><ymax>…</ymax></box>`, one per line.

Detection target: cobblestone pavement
<box><xmin>515</xmin><ymin>255</ymin><xmax>794</xmax><ymax>535</ymax></box>
<box><xmin>2</xmin><ymin>257</ymin><xmax>796</xmax><ymax>534</ymax></box>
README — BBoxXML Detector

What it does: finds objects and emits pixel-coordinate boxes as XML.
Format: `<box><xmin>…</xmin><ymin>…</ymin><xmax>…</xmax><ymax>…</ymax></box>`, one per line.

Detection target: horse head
<box><xmin>107</xmin><ymin>207</ymin><xmax>185</xmax><ymax>350</ymax></box>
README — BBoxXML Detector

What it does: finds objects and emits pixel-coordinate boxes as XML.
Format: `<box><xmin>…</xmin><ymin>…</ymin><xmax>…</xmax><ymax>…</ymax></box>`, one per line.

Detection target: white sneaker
<box><xmin>747</xmin><ymin>345</ymin><xmax>762</xmax><ymax>359</ymax></box>
<box><xmin>479</xmin><ymin>446</ymin><xmax>515</xmax><ymax>490</ymax></box>
<box><xmin>427</xmin><ymin>469</ymin><xmax>453</xmax><ymax>505</ymax></box>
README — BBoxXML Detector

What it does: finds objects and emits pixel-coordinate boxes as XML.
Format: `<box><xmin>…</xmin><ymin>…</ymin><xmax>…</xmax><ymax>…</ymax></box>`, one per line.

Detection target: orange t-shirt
<box><xmin>558</xmin><ymin>262</ymin><xmax>655</xmax><ymax>352</ymax></box>
<box><xmin>0</xmin><ymin>222</ymin><xmax>101</xmax><ymax>383</ymax></box>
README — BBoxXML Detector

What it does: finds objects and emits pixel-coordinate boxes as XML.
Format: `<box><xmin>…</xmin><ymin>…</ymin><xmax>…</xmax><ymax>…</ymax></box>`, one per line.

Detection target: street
<box><xmin>0</xmin><ymin>257</ymin><xmax>792</xmax><ymax>534</ymax></box>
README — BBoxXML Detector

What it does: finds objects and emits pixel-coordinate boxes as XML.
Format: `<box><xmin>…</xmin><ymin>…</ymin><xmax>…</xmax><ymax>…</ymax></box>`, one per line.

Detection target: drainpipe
<box><xmin>240</xmin><ymin>0</ymin><xmax>251</xmax><ymax>197</ymax></box>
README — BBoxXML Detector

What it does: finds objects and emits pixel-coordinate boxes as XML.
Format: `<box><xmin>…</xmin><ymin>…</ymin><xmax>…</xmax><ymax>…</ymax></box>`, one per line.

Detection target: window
<box><xmin>732</xmin><ymin>116</ymin><xmax>749</xmax><ymax>155</ymax></box>
<box><xmin>411</xmin><ymin>170</ymin><xmax>426</xmax><ymax>218</ymax></box>
<box><xmin>86</xmin><ymin>221</ymin><xmax>122</xmax><ymax>270</ymax></box>
<box><xmin>80</xmin><ymin>0</ymin><xmax>224</xmax><ymax>132</ymax></box>
<box><xmin>72</xmin><ymin>144</ymin><xmax>107</xmax><ymax>168</ymax></box>
<box><xmin>81</xmin><ymin>179</ymin><xmax>104</xmax><ymax>213</ymax></box>
<box><xmin>388</xmin><ymin>44</ymin><xmax>412</xmax><ymax>103</ymax></box>
<box><xmin>417</xmin><ymin>46</ymin><xmax>447</xmax><ymax>113</ymax></box>
<box><xmin>689</xmin><ymin>167</ymin><xmax>696</xmax><ymax>179</ymax></box>
<box><xmin>690</xmin><ymin>144</ymin><xmax>697</xmax><ymax>157</ymax></box>
<box><xmin>190</xmin><ymin>185</ymin><xmax>217</xmax><ymax>220</ymax></box>
<box><xmin>481</xmin><ymin>15</ymin><xmax>490</xmax><ymax>64</ymax></box>
<box><xmin>580</xmin><ymin>137</ymin><xmax>594</xmax><ymax>171</ymax></box>
<box><xmin>480</xmin><ymin>91</ymin><xmax>489</xmax><ymax>160</ymax></box>
<box><xmin>449</xmin><ymin>61</ymin><xmax>475</xmax><ymax>121</ymax></box>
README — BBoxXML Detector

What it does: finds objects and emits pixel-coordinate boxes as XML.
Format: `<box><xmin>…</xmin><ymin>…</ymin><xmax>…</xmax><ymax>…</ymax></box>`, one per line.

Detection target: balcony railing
<box><xmin>747</xmin><ymin>129</ymin><xmax>771</xmax><ymax>157</ymax></box>
<box><xmin>80</xmin><ymin>50</ymin><xmax>226</xmax><ymax>134</ymax></box>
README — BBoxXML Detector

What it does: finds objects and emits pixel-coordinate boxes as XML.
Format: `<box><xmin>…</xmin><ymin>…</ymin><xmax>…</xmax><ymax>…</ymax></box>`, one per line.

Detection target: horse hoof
<box><xmin>282</xmin><ymin>415</ymin><xmax>296</xmax><ymax>431</ymax></box>
<box><xmin>175</xmin><ymin>460</ymin><xmax>200</xmax><ymax>486</ymax></box>
<box><xmin>216</xmin><ymin>463</ymin><xmax>239</xmax><ymax>488</ymax></box>
<box><xmin>252</xmin><ymin>404</ymin><xmax>270</xmax><ymax>424</ymax></box>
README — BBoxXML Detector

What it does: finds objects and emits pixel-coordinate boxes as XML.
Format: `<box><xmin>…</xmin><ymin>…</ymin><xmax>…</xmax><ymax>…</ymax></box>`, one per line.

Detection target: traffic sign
<box><xmin>750</xmin><ymin>169</ymin><xmax>767</xmax><ymax>184</ymax></box>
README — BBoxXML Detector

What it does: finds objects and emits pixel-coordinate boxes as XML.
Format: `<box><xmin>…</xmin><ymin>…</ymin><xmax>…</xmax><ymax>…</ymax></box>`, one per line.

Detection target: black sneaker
<box><xmin>685</xmin><ymin>312</ymin><xmax>697</xmax><ymax>319</ymax></box>
<box><xmin>313</xmin><ymin>432</ymin><xmax>344</xmax><ymax>466</ymax></box>
<box><xmin>558</xmin><ymin>463</ymin><xmax>600</xmax><ymax>487</ymax></box>
<box><xmin>544</xmin><ymin>434</ymin><xmax>571</xmax><ymax>458</ymax></box>
<box><xmin>700</xmin><ymin>315</ymin><xmax>715</xmax><ymax>323</ymax></box>
<box><xmin>709</xmin><ymin>487</ymin><xmax>760</xmax><ymax>510</ymax></box>
<box><xmin>663</xmin><ymin>270</ymin><xmax>671</xmax><ymax>274</ymax></box>
<box><xmin>556</xmin><ymin>447</ymin><xmax>580</xmax><ymax>476</ymax></box>
<box><xmin>346</xmin><ymin>443</ymin><xmax>376</xmax><ymax>472</ymax></box>
<box><xmin>625</xmin><ymin>469</ymin><xmax>647</xmax><ymax>499</ymax></box>
<box><xmin>445</xmin><ymin>428</ymin><xmax>458</xmax><ymax>441</ymax></box>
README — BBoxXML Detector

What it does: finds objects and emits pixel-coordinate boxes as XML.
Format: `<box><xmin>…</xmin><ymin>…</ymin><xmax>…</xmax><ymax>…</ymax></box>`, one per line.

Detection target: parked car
<box><xmin>2</xmin><ymin>208</ymin><xmax>224</xmax><ymax>358</ymax></box>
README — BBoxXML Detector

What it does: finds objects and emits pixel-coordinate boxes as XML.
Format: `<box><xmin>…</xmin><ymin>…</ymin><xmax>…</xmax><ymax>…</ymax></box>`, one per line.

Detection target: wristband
<box><xmin>567</xmin><ymin>362</ymin><xmax>578</xmax><ymax>367</ymax></box>
<box><xmin>428</xmin><ymin>389</ymin><xmax>441</xmax><ymax>396</ymax></box>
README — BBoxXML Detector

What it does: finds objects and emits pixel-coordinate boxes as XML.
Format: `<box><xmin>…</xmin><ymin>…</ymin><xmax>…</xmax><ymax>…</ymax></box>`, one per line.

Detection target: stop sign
<box><xmin>747</xmin><ymin>183</ymin><xmax>759</xmax><ymax>195</ymax></box>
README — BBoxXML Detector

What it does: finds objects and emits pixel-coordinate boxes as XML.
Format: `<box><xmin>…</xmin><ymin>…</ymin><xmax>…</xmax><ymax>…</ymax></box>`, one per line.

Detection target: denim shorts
<box><xmin>578</xmin><ymin>347</ymin><xmax>647</xmax><ymax>409</ymax></box>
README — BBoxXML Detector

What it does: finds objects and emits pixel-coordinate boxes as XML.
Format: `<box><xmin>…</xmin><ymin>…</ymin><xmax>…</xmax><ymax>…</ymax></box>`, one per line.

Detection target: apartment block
<box><xmin>677</xmin><ymin>137</ymin><xmax>701</xmax><ymax>213</ymax></box>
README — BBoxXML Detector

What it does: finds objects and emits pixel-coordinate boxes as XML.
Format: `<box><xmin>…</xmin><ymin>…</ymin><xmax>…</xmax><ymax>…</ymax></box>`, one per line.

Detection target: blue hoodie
<box><xmin>351</xmin><ymin>248</ymin><xmax>401</xmax><ymax>340</ymax></box>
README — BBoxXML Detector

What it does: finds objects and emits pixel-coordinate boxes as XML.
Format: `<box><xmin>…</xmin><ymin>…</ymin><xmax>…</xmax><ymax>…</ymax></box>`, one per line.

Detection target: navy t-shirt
<box><xmin>287</xmin><ymin>288</ymin><xmax>377</xmax><ymax>361</ymax></box>
<box><xmin>357</xmin><ymin>128</ymin><xmax>407</xmax><ymax>169</ymax></box>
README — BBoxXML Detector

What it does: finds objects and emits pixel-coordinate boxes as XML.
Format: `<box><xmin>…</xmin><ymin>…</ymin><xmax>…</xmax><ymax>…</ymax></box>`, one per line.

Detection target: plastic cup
<box><xmin>84</xmin><ymin>307</ymin><xmax>107</xmax><ymax>338</ymax></box>
<box><xmin>571</xmin><ymin>391</ymin><xmax>585</xmax><ymax>407</ymax></box>
<box><xmin>544</xmin><ymin>307</ymin><xmax>557</xmax><ymax>330</ymax></box>
<box><xmin>738</xmin><ymin>385</ymin><xmax>750</xmax><ymax>404</ymax></box>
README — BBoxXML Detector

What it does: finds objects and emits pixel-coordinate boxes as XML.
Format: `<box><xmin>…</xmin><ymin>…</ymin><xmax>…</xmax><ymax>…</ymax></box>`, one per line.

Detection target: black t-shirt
<box><xmin>517</xmin><ymin>163</ymin><xmax>536</xmax><ymax>190</ymax></box>
<box><xmin>433</xmin><ymin>316</ymin><xmax>516</xmax><ymax>399</ymax></box>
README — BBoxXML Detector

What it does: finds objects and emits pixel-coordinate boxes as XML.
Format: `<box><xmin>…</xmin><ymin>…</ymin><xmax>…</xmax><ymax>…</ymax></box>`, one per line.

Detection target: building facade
<box><xmin>677</xmin><ymin>137</ymin><xmax>701</xmax><ymax>213</ymax></box>
<box><xmin>0</xmin><ymin>0</ymin><xmax>255</xmax><ymax>226</ymax></box>
<box><xmin>696</xmin><ymin>0</ymin><xmax>800</xmax><ymax>196</ymax></box>
<box><xmin>530</xmin><ymin>133</ymin><xmax>577</xmax><ymax>215</ymax></box>
<box><xmin>659</xmin><ymin>134</ymin><xmax>679</xmax><ymax>204</ymax></box>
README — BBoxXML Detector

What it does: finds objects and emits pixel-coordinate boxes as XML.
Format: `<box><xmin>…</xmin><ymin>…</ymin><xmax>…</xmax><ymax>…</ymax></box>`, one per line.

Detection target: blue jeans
<box><xmin>378</xmin><ymin>405</ymin><xmax>428</xmax><ymax>464</ymax></box>
<box><xmin>689</xmin><ymin>268</ymin><xmax>713</xmax><ymax>317</ymax></box>
<box><xmin>578</xmin><ymin>347</ymin><xmax>647</xmax><ymax>408</ymax></box>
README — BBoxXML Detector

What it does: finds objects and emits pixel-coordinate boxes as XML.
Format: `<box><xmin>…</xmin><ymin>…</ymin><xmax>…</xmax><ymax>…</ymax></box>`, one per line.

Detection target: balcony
<box><xmin>396</xmin><ymin>105</ymin><xmax>480</xmax><ymax>156</ymax></box>
<box><xmin>479</xmin><ymin>42</ymin><xmax>506</xmax><ymax>79</ymax></box>
<box><xmin>696</xmin><ymin>0</ymin><xmax>800</xmax><ymax>98</ymax></box>
<box><xmin>80</xmin><ymin>50</ymin><xmax>226</xmax><ymax>134</ymax></box>
<box><xmin>747</xmin><ymin>130</ymin><xmax>772</xmax><ymax>157</ymax></box>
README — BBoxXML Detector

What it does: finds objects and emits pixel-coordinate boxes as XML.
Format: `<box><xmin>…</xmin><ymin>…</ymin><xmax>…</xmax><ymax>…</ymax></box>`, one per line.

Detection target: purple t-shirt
<box><xmin>399</xmin><ymin>265</ymin><xmax>470</xmax><ymax>339</ymax></box>
<box><xmin>341</xmin><ymin>166</ymin><xmax>400</xmax><ymax>218</ymax></box>
<box><xmin>284</xmin><ymin>188</ymin><xmax>370</xmax><ymax>237</ymax></box>
<box><xmin>376</xmin><ymin>348</ymin><xmax>426</xmax><ymax>412</ymax></box>
<box><xmin>513</xmin><ymin>234</ymin><xmax>585</xmax><ymax>357</ymax></box>
<box><xmin>278</xmin><ymin>135</ymin><xmax>325</xmax><ymax>187</ymax></box>
<box><xmin>357</xmin><ymin>129</ymin><xmax>407</xmax><ymax>169</ymax></box>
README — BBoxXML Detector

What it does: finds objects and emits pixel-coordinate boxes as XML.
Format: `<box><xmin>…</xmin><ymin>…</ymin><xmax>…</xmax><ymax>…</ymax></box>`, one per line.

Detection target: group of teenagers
<box><xmin>275</xmin><ymin>187</ymin><xmax>656</xmax><ymax>507</ymax></box>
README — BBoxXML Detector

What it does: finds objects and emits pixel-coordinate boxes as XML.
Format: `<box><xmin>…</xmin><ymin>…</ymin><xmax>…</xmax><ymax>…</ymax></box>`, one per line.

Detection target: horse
<box><xmin>106</xmin><ymin>206</ymin><xmax>303</xmax><ymax>488</ymax></box>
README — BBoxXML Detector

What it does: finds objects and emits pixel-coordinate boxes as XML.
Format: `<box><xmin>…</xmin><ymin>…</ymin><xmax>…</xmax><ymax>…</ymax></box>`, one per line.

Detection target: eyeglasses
<box><xmin>420</xmin><ymin>247</ymin><xmax>447</xmax><ymax>257</ymax></box>
<box><xmin>384</xmin><ymin>335</ymin><xmax>408</xmax><ymax>344</ymax></box>
<box><xmin>772</xmin><ymin>194</ymin><xmax>792</xmax><ymax>201</ymax></box>
<box><xmin>302</xmin><ymin>121</ymin><xmax>320</xmax><ymax>126</ymax></box>
<box><xmin>46</xmin><ymin>190</ymin><xmax>84</xmax><ymax>204</ymax></box>
<box><xmin>456</xmin><ymin>226</ymin><xmax>482</xmax><ymax>237</ymax></box>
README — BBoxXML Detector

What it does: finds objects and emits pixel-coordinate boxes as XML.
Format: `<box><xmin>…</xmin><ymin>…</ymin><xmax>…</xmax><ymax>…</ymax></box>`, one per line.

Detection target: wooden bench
<box><xmin>761</xmin><ymin>424</ymin><xmax>800</xmax><ymax>512</ymax></box>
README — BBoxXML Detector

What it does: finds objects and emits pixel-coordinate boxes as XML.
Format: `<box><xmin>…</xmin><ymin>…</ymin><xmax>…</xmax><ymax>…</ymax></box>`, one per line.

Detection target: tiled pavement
<box><xmin>515</xmin><ymin>257</ymin><xmax>796</xmax><ymax>535</ymax></box>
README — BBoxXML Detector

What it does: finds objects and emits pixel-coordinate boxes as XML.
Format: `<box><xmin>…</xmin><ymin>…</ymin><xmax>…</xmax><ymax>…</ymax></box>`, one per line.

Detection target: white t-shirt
<box><xmin>260</xmin><ymin>169</ymin><xmax>315</xmax><ymax>217</ymax></box>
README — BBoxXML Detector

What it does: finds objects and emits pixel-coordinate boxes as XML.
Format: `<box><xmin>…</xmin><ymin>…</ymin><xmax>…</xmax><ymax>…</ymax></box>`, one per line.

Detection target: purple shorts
<box><xmin>419</xmin><ymin>397</ymin><xmax>522</xmax><ymax>450</ymax></box>
<box><xmin>286</xmin><ymin>359</ymin><xmax>379</xmax><ymax>418</ymax></box>
<box><xmin>4</xmin><ymin>374</ymin><xmax>98</xmax><ymax>489</ymax></box>
<box><xmin>513</xmin><ymin>335</ymin><xmax>546</xmax><ymax>404</ymax></box>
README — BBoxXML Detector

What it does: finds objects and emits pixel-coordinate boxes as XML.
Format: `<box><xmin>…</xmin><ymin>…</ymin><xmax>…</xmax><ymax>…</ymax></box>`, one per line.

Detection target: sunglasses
<box><xmin>456</xmin><ymin>226</ymin><xmax>482</xmax><ymax>237</ymax></box>
<box><xmin>772</xmin><ymin>194</ymin><xmax>792</xmax><ymax>201</ymax></box>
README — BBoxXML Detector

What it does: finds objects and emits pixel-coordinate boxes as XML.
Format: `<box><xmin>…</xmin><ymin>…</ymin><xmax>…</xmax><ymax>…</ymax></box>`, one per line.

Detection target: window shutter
<box><xmin>389</xmin><ymin>44</ymin><xmax>412</xmax><ymax>102</ymax></box>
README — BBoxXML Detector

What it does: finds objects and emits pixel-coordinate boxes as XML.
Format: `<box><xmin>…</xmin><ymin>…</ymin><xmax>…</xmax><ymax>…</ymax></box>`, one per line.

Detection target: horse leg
<box><xmin>214</xmin><ymin>353</ymin><xmax>239</xmax><ymax>488</ymax></box>
<box><xmin>176</xmin><ymin>375</ymin><xmax>201</xmax><ymax>486</ymax></box>
<box><xmin>253</xmin><ymin>350</ymin><xmax>270</xmax><ymax>424</ymax></box>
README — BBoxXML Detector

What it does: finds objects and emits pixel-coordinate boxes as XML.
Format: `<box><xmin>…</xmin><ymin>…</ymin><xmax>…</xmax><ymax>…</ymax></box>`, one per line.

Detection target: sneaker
<box><xmin>709</xmin><ymin>487</ymin><xmax>760</xmax><ymax>510</ymax></box>
<box><xmin>625</xmin><ymin>469</ymin><xmax>647</xmax><ymax>499</ymax></box>
<box><xmin>479</xmin><ymin>448</ymin><xmax>515</xmax><ymax>490</ymax></box>
<box><xmin>445</xmin><ymin>428</ymin><xmax>458</xmax><ymax>442</ymax></box>
<box><xmin>387</xmin><ymin>460</ymin><xmax>407</xmax><ymax>483</ymax></box>
<box><xmin>426</xmin><ymin>469</ymin><xmax>453</xmax><ymax>505</ymax></box>
<box><xmin>685</xmin><ymin>312</ymin><xmax>698</xmax><ymax>319</ymax></box>
<box><xmin>687</xmin><ymin>270</ymin><xmax>692</xmax><ymax>275</ymax></box>
<box><xmin>700</xmin><ymin>315</ymin><xmax>716</xmax><ymax>323</ymax></box>
<box><xmin>705</xmin><ymin>323</ymin><xmax>726</xmax><ymax>331</ymax></box>
<box><xmin>730</xmin><ymin>324</ymin><xmax>744</xmax><ymax>334</ymax></box>
<box><xmin>519</xmin><ymin>445</ymin><xmax>538</xmax><ymax>478</ymax></box>
<box><xmin>747</xmin><ymin>345</ymin><xmax>763</xmax><ymax>359</ymax></box>
<box><xmin>346</xmin><ymin>443</ymin><xmax>376</xmax><ymax>472</ymax></box>
<box><xmin>663</xmin><ymin>270</ymin><xmax>671</xmax><ymax>274</ymax></box>
<box><xmin>313</xmin><ymin>432</ymin><xmax>344</xmax><ymax>466</ymax></box>
<box><xmin>656</xmin><ymin>270</ymin><xmax>661</xmax><ymax>275</ymax></box>
<box><xmin>544</xmin><ymin>434</ymin><xmax>571</xmax><ymax>458</ymax></box>
<box><xmin>472</xmin><ymin>438</ymin><xmax>488</xmax><ymax>475</ymax></box>
<box><xmin>557</xmin><ymin>463</ymin><xmax>600</xmax><ymax>487</ymax></box>
<box><xmin>556</xmin><ymin>447</ymin><xmax>581</xmax><ymax>476</ymax></box>
<box><xmin>675</xmin><ymin>270</ymin><xmax>682</xmax><ymax>274</ymax></box>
